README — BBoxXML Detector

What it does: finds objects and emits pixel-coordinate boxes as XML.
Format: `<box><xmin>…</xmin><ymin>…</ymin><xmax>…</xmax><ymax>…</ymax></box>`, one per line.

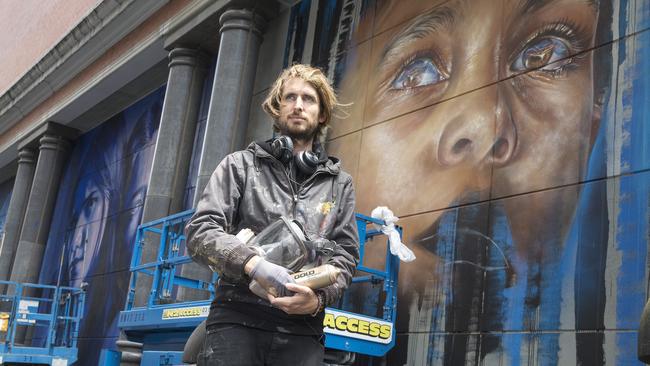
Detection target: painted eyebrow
<box><xmin>379</xmin><ymin>5</ymin><xmax>456</xmax><ymax>67</ymax></box>
<box><xmin>518</xmin><ymin>0</ymin><xmax>597</xmax><ymax>14</ymax></box>
<box><xmin>519</xmin><ymin>0</ymin><xmax>554</xmax><ymax>14</ymax></box>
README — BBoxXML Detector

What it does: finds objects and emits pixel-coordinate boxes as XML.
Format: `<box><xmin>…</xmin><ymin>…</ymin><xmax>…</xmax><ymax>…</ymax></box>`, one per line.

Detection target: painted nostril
<box><xmin>492</xmin><ymin>138</ymin><xmax>510</xmax><ymax>162</ymax></box>
<box><xmin>452</xmin><ymin>138</ymin><xmax>473</xmax><ymax>155</ymax></box>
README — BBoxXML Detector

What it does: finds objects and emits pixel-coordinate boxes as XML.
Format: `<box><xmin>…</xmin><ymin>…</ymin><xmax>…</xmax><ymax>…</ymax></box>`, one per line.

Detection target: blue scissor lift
<box><xmin>0</xmin><ymin>281</ymin><xmax>85</xmax><ymax>365</ymax></box>
<box><xmin>113</xmin><ymin>209</ymin><xmax>401</xmax><ymax>365</ymax></box>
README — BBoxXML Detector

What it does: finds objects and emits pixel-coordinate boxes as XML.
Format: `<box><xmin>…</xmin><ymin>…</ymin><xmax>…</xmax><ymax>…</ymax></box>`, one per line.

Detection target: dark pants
<box><xmin>198</xmin><ymin>323</ymin><xmax>324</xmax><ymax>366</ymax></box>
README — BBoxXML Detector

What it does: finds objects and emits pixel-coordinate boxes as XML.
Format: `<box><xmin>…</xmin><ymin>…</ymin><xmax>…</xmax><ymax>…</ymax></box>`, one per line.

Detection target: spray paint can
<box><xmin>266</xmin><ymin>264</ymin><xmax>342</xmax><ymax>297</ymax></box>
<box><xmin>292</xmin><ymin>264</ymin><xmax>341</xmax><ymax>289</ymax></box>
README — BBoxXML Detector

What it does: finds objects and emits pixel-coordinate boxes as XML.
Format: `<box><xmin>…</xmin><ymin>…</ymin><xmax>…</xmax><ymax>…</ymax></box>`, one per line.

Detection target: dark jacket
<box><xmin>185</xmin><ymin>141</ymin><xmax>359</xmax><ymax>308</ymax></box>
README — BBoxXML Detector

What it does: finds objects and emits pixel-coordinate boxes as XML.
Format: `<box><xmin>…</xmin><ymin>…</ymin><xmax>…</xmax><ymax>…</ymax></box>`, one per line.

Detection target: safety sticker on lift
<box><xmin>323</xmin><ymin>308</ymin><xmax>393</xmax><ymax>344</ymax></box>
<box><xmin>161</xmin><ymin>306</ymin><xmax>210</xmax><ymax>320</ymax></box>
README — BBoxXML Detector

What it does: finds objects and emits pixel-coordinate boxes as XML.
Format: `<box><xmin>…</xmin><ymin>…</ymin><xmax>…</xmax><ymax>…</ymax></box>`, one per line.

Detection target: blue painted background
<box><xmin>0</xmin><ymin>178</ymin><xmax>12</xmax><ymax>234</ymax></box>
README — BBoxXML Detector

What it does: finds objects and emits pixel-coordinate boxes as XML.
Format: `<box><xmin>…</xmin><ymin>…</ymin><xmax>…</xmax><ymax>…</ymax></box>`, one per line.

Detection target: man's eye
<box><xmin>284</xmin><ymin>94</ymin><xmax>297</xmax><ymax>102</ymax></box>
<box><xmin>391</xmin><ymin>58</ymin><xmax>446</xmax><ymax>90</ymax></box>
<box><xmin>303</xmin><ymin>95</ymin><xmax>316</xmax><ymax>104</ymax></box>
<box><xmin>512</xmin><ymin>37</ymin><xmax>571</xmax><ymax>72</ymax></box>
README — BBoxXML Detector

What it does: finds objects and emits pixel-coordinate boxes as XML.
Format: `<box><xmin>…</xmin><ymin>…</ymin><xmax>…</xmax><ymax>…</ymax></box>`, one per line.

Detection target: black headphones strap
<box><xmin>259</xmin><ymin>136</ymin><xmax>328</xmax><ymax>176</ymax></box>
<box><xmin>294</xmin><ymin>150</ymin><xmax>319</xmax><ymax>175</ymax></box>
<box><xmin>268</xmin><ymin>135</ymin><xmax>293</xmax><ymax>164</ymax></box>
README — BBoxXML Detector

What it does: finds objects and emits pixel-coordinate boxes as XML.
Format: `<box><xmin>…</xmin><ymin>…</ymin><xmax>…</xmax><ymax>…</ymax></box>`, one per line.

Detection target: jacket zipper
<box><xmin>257</xmin><ymin>153</ymin><xmax>299</xmax><ymax>217</ymax></box>
<box><xmin>255</xmin><ymin>147</ymin><xmax>337</xmax><ymax>218</ymax></box>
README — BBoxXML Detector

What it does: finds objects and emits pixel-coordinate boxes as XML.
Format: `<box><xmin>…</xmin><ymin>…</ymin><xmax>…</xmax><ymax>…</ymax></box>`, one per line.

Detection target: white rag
<box><xmin>370</xmin><ymin>206</ymin><xmax>416</xmax><ymax>262</ymax></box>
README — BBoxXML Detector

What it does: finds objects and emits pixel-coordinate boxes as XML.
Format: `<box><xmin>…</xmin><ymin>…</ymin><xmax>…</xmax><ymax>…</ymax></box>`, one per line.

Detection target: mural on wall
<box><xmin>38</xmin><ymin>87</ymin><xmax>164</xmax><ymax>364</ymax></box>
<box><xmin>0</xmin><ymin>178</ymin><xmax>13</xmax><ymax>236</ymax></box>
<box><xmin>287</xmin><ymin>0</ymin><xmax>650</xmax><ymax>364</ymax></box>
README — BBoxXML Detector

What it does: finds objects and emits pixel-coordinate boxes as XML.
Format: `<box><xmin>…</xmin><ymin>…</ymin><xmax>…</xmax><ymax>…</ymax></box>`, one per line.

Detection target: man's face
<box><xmin>342</xmin><ymin>0</ymin><xmax>600</xmax><ymax>250</ymax></box>
<box><xmin>277</xmin><ymin>77</ymin><xmax>325</xmax><ymax>142</ymax></box>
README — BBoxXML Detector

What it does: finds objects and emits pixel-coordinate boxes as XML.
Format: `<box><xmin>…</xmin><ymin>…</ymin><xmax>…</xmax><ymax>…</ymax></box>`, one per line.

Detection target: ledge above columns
<box><xmin>17</xmin><ymin>121</ymin><xmax>79</xmax><ymax>151</ymax></box>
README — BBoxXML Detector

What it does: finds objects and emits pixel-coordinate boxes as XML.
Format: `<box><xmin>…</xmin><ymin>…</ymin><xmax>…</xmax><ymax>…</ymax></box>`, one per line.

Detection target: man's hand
<box><xmin>244</xmin><ymin>255</ymin><xmax>261</xmax><ymax>275</ymax></box>
<box><xmin>247</xmin><ymin>257</ymin><xmax>295</xmax><ymax>298</ymax></box>
<box><xmin>269</xmin><ymin>283</ymin><xmax>319</xmax><ymax>315</ymax></box>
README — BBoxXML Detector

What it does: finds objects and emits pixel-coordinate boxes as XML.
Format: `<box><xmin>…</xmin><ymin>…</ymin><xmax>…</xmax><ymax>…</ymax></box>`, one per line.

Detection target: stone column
<box><xmin>133</xmin><ymin>47</ymin><xmax>209</xmax><ymax>306</ymax></box>
<box><xmin>170</xmin><ymin>9</ymin><xmax>265</xmax><ymax>303</ymax></box>
<box><xmin>193</xmin><ymin>9</ymin><xmax>266</xmax><ymax>205</ymax></box>
<box><xmin>0</xmin><ymin>148</ymin><xmax>37</xmax><ymax>284</ymax></box>
<box><xmin>9</xmin><ymin>126</ymin><xmax>75</xmax><ymax>285</ymax></box>
<box><xmin>9</xmin><ymin>124</ymin><xmax>75</xmax><ymax>345</ymax></box>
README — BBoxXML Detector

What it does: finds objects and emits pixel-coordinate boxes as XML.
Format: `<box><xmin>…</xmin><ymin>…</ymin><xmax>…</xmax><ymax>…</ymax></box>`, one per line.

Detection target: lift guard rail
<box><xmin>114</xmin><ymin>209</ymin><xmax>401</xmax><ymax>364</ymax></box>
<box><xmin>0</xmin><ymin>281</ymin><xmax>85</xmax><ymax>365</ymax></box>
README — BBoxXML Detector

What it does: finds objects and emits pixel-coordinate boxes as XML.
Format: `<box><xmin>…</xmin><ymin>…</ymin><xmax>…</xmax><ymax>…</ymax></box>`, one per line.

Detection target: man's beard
<box><xmin>277</xmin><ymin>121</ymin><xmax>319</xmax><ymax>142</ymax></box>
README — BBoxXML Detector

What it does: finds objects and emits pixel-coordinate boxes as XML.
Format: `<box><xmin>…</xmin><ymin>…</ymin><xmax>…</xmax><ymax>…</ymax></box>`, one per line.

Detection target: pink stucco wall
<box><xmin>0</xmin><ymin>0</ymin><xmax>192</xmax><ymax>150</ymax></box>
<box><xmin>0</xmin><ymin>0</ymin><xmax>101</xmax><ymax>95</ymax></box>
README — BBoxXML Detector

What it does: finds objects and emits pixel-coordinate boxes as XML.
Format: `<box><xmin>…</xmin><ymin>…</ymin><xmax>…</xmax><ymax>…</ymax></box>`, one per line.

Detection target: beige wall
<box><xmin>0</xmin><ymin>0</ymin><xmax>101</xmax><ymax>95</ymax></box>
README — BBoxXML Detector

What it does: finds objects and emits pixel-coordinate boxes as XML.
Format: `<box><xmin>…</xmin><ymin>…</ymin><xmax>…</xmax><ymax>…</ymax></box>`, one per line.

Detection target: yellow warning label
<box><xmin>0</xmin><ymin>312</ymin><xmax>9</xmax><ymax>332</ymax></box>
<box><xmin>161</xmin><ymin>306</ymin><xmax>209</xmax><ymax>320</ymax></box>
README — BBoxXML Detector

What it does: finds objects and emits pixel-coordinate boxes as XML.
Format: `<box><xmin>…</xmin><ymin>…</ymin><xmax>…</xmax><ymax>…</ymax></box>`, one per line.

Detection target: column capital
<box><xmin>39</xmin><ymin>134</ymin><xmax>72</xmax><ymax>153</ymax></box>
<box><xmin>17</xmin><ymin>147</ymin><xmax>36</xmax><ymax>165</ymax></box>
<box><xmin>18</xmin><ymin>121</ymin><xmax>78</xmax><ymax>150</ymax></box>
<box><xmin>219</xmin><ymin>9</ymin><xmax>267</xmax><ymax>36</ymax></box>
<box><xmin>168</xmin><ymin>47</ymin><xmax>210</xmax><ymax>69</ymax></box>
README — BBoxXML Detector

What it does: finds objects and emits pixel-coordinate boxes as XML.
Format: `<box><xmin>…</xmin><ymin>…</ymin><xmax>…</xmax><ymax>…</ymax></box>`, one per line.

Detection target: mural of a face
<box><xmin>65</xmin><ymin>179</ymin><xmax>109</xmax><ymax>283</ymax></box>
<box><xmin>38</xmin><ymin>88</ymin><xmax>162</xmax><ymax>364</ymax></box>
<box><xmin>63</xmin><ymin>127</ymin><xmax>151</xmax><ymax>285</ymax></box>
<box><xmin>320</xmin><ymin>0</ymin><xmax>633</xmax><ymax>363</ymax></box>
<box><xmin>344</xmin><ymin>0</ymin><xmax>601</xmax><ymax>258</ymax></box>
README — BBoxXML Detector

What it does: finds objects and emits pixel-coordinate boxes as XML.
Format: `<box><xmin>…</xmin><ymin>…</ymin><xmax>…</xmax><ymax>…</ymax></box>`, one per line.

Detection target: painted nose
<box><xmin>437</xmin><ymin>87</ymin><xmax>516</xmax><ymax>167</ymax></box>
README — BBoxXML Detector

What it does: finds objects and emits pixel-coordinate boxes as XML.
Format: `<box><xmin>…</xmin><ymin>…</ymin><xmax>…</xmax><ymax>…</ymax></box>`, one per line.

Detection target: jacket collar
<box><xmin>249</xmin><ymin>140</ymin><xmax>341</xmax><ymax>175</ymax></box>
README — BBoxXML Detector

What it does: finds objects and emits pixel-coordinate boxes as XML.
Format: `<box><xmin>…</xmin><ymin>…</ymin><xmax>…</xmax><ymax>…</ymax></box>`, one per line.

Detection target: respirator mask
<box><xmin>245</xmin><ymin>216</ymin><xmax>314</xmax><ymax>272</ymax></box>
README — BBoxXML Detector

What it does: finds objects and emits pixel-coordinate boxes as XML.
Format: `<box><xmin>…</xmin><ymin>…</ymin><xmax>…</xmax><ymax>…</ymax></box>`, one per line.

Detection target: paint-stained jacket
<box><xmin>185</xmin><ymin>141</ymin><xmax>359</xmax><ymax>307</ymax></box>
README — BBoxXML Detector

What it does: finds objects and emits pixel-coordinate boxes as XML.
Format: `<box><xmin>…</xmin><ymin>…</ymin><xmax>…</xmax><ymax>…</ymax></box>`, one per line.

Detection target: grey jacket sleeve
<box><xmin>185</xmin><ymin>153</ymin><xmax>258</xmax><ymax>282</ymax></box>
<box><xmin>319</xmin><ymin>175</ymin><xmax>360</xmax><ymax>307</ymax></box>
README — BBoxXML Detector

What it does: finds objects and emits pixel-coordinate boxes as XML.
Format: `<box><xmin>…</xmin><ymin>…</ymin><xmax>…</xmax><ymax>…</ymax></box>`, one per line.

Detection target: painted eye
<box><xmin>512</xmin><ymin>37</ymin><xmax>571</xmax><ymax>72</ymax></box>
<box><xmin>130</xmin><ymin>186</ymin><xmax>146</xmax><ymax>206</ymax></box>
<box><xmin>82</xmin><ymin>194</ymin><xmax>97</xmax><ymax>217</ymax></box>
<box><xmin>391</xmin><ymin>58</ymin><xmax>446</xmax><ymax>90</ymax></box>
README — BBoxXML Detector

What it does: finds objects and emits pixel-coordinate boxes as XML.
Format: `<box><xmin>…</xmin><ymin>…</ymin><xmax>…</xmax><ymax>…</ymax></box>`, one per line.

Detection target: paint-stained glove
<box><xmin>248</xmin><ymin>258</ymin><xmax>295</xmax><ymax>298</ymax></box>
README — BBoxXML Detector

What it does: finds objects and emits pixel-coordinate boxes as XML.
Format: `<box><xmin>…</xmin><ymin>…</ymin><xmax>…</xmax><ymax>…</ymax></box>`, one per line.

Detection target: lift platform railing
<box><xmin>326</xmin><ymin>212</ymin><xmax>401</xmax><ymax>356</ymax></box>
<box><xmin>125</xmin><ymin>209</ymin><xmax>218</xmax><ymax>311</ymax></box>
<box><xmin>0</xmin><ymin>280</ymin><xmax>85</xmax><ymax>365</ymax></box>
<box><xmin>119</xmin><ymin>209</ymin><xmax>401</xmax><ymax>363</ymax></box>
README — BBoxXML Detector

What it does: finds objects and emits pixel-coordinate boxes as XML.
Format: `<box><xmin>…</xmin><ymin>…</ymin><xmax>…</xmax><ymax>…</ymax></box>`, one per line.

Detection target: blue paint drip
<box><xmin>615</xmin><ymin>8</ymin><xmax>650</xmax><ymax>365</ymax></box>
<box><xmin>427</xmin><ymin>207</ymin><xmax>458</xmax><ymax>363</ymax></box>
<box><xmin>283</xmin><ymin>0</ymin><xmax>312</xmax><ymax>68</ymax></box>
<box><xmin>490</xmin><ymin>211</ymin><xmax>524</xmax><ymax>366</ymax></box>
